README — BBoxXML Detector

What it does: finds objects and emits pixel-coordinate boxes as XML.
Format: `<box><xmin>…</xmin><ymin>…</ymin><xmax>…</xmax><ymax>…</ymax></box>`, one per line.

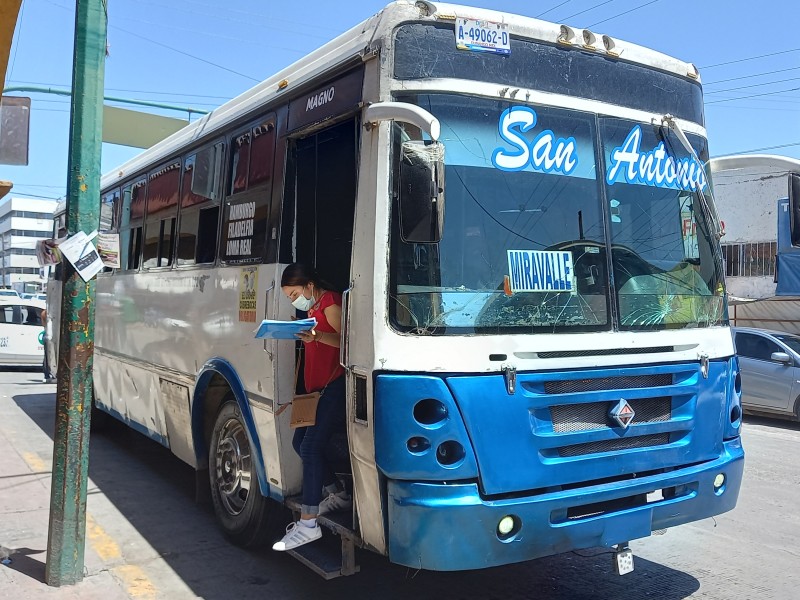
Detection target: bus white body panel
<box><xmin>92</xmin><ymin>265</ymin><xmax>302</xmax><ymax>492</ymax></box>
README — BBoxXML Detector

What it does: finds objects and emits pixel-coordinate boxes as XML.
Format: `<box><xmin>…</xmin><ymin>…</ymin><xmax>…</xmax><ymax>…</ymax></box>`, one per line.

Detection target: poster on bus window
<box><xmin>59</xmin><ymin>230</ymin><xmax>104</xmax><ymax>282</ymax></box>
<box><xmin>96</xmin><ymin>233</ymin><xmax>120</xmax><ymax>269</ymax></box>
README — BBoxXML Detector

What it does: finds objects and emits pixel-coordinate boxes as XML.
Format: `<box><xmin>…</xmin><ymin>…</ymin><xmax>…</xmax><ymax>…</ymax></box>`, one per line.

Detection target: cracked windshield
<box><xmin>390</xmin><ymin>94</ymin><xmax>725</xmax><ymax>335</ymax></box>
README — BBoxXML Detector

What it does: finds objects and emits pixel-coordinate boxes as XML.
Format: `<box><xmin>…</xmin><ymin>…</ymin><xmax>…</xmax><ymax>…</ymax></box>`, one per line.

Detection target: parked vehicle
<box><xmin>47</xmin><ymin>1</ymin><xmax>744</xmax><ymax>578</ymax></box>
<box><xmin>0</xmin><ymin>289</ymin><xmax>20</xmax><ymax>298</ymax></box>
<box><xmin>733</xmin><ymin>326</ymin><xmax>800</xmax><ymax>420</ymax></box>
<box><xmin>0</xmin><ymin>298</ymin><xmax>46</xmax><ymax>367</ymax></box>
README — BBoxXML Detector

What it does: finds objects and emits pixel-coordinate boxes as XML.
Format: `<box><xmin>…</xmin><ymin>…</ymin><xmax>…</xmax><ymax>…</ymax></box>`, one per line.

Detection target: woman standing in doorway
<box><xmin>273</xmin><ymin>263</ymin><xmax>352</xmax><ymax>551</ymax></box>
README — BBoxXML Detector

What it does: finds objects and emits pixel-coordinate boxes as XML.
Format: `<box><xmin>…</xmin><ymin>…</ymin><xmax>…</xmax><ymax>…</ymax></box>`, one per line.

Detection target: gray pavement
<box><xmin>1</xmin><ymin>367</ymin><xmax>798</xmax><ymax>599</ymax></box>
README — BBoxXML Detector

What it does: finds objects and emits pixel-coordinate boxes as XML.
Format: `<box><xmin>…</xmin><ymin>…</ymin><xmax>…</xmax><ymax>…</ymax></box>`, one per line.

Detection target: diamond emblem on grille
<box><xmin>609</xmin><ymin>399</ymin><xmax>635</xmax><ymax>429</ymax></box>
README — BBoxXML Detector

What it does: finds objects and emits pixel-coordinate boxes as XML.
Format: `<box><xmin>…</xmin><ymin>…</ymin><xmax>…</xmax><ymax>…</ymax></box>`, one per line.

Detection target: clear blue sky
<box><xmin>3</xmin><ymin>0</ymin><xmax>800</xmax><ymax>201</ymax></box>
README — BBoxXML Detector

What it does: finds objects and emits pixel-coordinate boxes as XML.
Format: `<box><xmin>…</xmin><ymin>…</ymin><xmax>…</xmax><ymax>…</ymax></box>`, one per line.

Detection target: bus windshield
<box><xmin>389</xmin><ymin>94</ymin><xmax>725</xmax><ymax>335</ymax></box>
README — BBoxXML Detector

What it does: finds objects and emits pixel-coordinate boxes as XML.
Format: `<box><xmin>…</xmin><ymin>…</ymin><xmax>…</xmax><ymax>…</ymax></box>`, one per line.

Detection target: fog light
<box><xmin>496</xmin><ymin>514</ymin><xmax>521</xmax><ymax>541</ymax></box>
<box><xmin>714</xmin><ymin>473</ymin><xmax>725</xmax><ymax>491</ymax></box>
<box><xmin>498</xmin><ymin>516</ymin><xmax>515</xmax><ymax>536</ymax></box>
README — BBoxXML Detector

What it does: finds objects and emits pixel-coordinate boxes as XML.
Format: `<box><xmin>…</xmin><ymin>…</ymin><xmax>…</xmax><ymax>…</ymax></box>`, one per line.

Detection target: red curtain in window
<box><xmin>248</xmin><ymin>123</ymin><xmax>274</xmax><ymax>187</ymax></box>
<box><xmin>232</xmin><ymin>134</ymin><xmax>251</xmax><ymax>194</ymax></box>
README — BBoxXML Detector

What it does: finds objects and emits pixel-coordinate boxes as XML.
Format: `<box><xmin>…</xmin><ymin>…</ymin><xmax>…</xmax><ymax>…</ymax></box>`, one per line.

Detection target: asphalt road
<box><xmin>1</xmin><ymin>368</ymin><xmax>798</xmax><ymax>599</ymax></box>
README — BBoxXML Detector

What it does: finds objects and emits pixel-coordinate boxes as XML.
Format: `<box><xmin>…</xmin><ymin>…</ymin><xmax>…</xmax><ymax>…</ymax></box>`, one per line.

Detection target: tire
<box><xmin>208</xmin><ymin>400</ymin><xmax>283</xmax><ymax>547</ymax></box>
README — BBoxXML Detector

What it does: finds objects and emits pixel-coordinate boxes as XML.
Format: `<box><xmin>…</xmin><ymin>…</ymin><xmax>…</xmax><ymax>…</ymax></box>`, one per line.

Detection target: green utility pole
<box><xmin>45</xmin><ymin>0</ymin><xmax>107</xmax><ymax>587</ymax></box>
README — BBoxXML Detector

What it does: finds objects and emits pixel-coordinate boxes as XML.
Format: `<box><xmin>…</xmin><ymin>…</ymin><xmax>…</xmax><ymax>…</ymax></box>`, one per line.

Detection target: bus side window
<box><xmin>143</xmin><ymin>160</ymin><xmax>180</xmax><ymax>269</ymax></box>
<box><xmin>230</xmin><ymin>132</ymin><xmax>250</xmax><ymax>195</ymax></box>
<box><xmin>220</xmin><ymin>119</ymin><xmax>275</xmax><ymax>265</ymax></box>
<box><xmin>100</xmin><ymin>188</ymin><xmax>120</xmax><ymax>273</ymax></box>
<box><xmin>123</xmin><ymin>178</ymin><xmax>146</xmax><ymax>271</ymax></box>
<box><xmin>177</xmin><ymin>142</ymin><xmax>223</xmax><ymax>266</ymax></box>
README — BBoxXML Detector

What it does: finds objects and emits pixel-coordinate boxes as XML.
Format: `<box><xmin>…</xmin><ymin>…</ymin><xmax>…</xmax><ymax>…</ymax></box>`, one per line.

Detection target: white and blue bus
<box><xmin>49</xmin><ymin>1</ymin><xmax>743</xmax><ymax>577</ymax></box>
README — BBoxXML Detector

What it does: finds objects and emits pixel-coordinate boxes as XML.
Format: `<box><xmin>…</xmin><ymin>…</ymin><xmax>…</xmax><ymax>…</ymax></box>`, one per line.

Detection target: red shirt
<box><xmin>304</xmin><ymin>291</ymin><xmax>344</xmax><ymax>392</ymax></box>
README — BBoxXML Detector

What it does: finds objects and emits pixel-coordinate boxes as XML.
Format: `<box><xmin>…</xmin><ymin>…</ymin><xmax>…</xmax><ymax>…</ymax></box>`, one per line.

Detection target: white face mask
<box><xmin>291</xmin><ymin>290</ymin><xmax>315</xmax><ymax>311</ymax></box>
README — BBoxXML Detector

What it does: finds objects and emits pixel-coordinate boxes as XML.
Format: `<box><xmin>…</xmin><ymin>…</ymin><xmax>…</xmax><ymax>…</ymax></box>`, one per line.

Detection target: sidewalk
<box><xmin>0</xmin><ymin>372</ymin><xmax>189</xmax><ymax>600</ymax></box>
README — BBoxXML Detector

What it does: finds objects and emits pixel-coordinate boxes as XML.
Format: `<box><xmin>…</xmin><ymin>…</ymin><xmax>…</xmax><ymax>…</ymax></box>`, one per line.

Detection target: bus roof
<box><xmin>101</xmin><ymin>0</ymin><xmax>702</xmax><ymax>190</ymax></box>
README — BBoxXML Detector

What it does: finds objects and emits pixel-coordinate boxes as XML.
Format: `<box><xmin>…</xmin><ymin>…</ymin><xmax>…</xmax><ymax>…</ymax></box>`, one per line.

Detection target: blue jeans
<box><xmin>292</xmin><ymin>375</ymin><xmax>346</xmax><ymax>515</ymax></box>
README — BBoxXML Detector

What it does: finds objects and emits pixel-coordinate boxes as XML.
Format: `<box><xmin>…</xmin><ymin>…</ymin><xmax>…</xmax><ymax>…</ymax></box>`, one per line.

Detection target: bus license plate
<box><xmin>455</xmin><ymin>18</ymin><xmax>510</xmax><ymax>55</ymax></box>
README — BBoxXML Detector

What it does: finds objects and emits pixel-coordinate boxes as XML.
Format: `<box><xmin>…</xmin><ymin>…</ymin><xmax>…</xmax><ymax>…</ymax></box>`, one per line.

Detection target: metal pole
<box><xmin>45</xmin><ymin>0</ymin><xmax>106</xmax><ymax>587</ymax></box>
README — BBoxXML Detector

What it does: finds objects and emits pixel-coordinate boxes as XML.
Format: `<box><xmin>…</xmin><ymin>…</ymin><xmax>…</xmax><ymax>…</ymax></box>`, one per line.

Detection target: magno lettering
<box><xmin>306</xmin><ymin>87</ymin><xmax>335</xmax><ymax>112</ymax></box>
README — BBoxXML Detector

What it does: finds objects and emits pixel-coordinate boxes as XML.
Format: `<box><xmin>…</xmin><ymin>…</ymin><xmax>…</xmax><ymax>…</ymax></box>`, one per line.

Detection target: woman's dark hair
<box><xmin>281</xmin><ymin>263</ymin><xmax>337</xmax><ymax>291</ymax></box>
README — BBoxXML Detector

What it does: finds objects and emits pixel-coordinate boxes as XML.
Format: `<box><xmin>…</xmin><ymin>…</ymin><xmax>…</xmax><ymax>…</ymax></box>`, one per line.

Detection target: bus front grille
<box><xmin>557</xmin><ymin>433</ymin><xmax>671</xmax><ymax>458</ymax></box>
<box><xmin>550</xmin><ymin>397</ymin><xmax>672</xmax><ymax>433</ymax></box>
<box><xmin>544</xmin><ymin>373</ymin><xmax>673</xmax><ymax>394</ymax></box>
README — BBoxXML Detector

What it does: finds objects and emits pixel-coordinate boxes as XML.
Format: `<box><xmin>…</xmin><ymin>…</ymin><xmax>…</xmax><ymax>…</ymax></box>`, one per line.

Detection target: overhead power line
<box><xmin>142</xmin><ymin>0</ymin><xmax>341</xmax><ymax>34</ymax></box>
<box><xmin>108</xmin><ymin>23</ymin><xmax>261</xmax><ymax>83</ymax></box>
<box><xmin>43</xmin><ymin>0</ymin><xmax>261</xmax><ymax>82</ymax></box>
<box><xmin>700</xmin><ymin>48</ymin><xmax>800</xmax><ymax>69</ymax></box>
<box><xmin>8</xmin><ymin>0</ymin><xmax>26</xmax><ymax>80</ymax></box>
<box><xmin>705</xmin><ymin>86</ymin><xmax>800</xmax><ymax>104</ymax></box>
<box><xmin>536</xmin><ymin>1</ymin><xmax>573</xmax><ymax>18</ymax></box>
<box><xmin>8</xmin><ymin>79</ymin><xmax>231</xmax><ymax>100</ymax></box>
<box><xmin>588</xmin><ymin>0</ymin><xmax>661</xmax><ymax>28</ymax></box>
<box><xmin>560</xmin><ymin>0</ymin><xmax>617</xmax><ymax>23</ymax></box>
<box><xmin>705</xmin><ymin>66</ymin><xmax>800</xmax><ymax>86</ymax></box>
<box><xmin>722</xmin><ymin>142</ymin><xmax>800</xmax><ymax>154</ymax></box>
<box><xmin>705</xmin><ymin>76</ymin><xmax>800</xmax><ymax>95</ymax></box>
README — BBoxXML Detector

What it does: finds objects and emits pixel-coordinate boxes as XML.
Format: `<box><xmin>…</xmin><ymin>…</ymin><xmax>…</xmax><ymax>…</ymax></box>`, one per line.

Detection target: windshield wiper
<box><xmin>660</xmin><ymin>114</ymin><xmax>724</xmax><ymax>240</ymax></box>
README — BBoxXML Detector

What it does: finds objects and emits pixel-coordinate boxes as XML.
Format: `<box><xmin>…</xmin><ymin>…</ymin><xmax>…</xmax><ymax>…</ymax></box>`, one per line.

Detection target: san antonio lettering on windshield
<box><xmin>491</xmin><ymin>106</ymin><xmax>579</xmax><ymax>175</ymax></box>
<box><xmin>507</xmin><ymin>250</ymin><xmax>574</xmax><ymax>293</ymax></box>
<box><xmin>606</xmin><ymin>125</ymin><xmax>707</xmax><ymax>191</ymax></box>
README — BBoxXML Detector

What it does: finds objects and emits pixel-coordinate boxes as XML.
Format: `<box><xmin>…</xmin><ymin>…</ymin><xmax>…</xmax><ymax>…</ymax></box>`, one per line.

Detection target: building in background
<box><xmin>0</xmin><ymin>195</ymin><xmax>58</xmax><ymax>292</ymax></box>
<box><xmin>710</xmin><ymin>154</ymin><xmax>800</xmax><ymax>333</ymax></box>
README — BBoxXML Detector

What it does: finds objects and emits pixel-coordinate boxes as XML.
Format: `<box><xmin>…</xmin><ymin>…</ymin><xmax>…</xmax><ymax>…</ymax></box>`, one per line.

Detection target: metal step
<box><xmin>284</xmin><ymin>495</ymin><xmax>361</xmax><ymax>579</ymax></box>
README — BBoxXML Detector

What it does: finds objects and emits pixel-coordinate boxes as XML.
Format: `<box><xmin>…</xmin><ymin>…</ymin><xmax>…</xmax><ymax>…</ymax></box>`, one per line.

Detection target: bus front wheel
<box><xmin>208</xmin><ymin>401</ymin><xmax>279</xmax><ymax>547</ymax></box>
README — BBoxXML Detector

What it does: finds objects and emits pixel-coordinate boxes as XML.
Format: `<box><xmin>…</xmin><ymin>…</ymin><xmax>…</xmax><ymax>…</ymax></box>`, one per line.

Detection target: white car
<box><xmin>0</xmin><ymin>298</ymin><xmax>46</xmax><ymax>367</ymax></box>
<box><xmin>0</xmin><ymin>289</ymin><xmax>20</xmax><ymax>298</ymax></box>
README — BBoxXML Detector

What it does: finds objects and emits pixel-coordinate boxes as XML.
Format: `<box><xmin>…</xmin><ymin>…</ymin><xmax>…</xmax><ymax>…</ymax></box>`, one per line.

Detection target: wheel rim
<box><xmin>213</xmin><ymin>417</ymin><xmax>252</xmax><ymax>516</ymax></box>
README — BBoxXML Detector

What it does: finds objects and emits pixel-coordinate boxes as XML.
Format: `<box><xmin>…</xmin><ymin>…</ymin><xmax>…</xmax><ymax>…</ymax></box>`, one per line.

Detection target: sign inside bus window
<box><xmin>491</xmin><ymin>107</ymin><xmax>579</xmax><ymax>176</ymax></box>
<box><xmin>606</xmin><ymin>125</ymin><xmax>708</xmax><ymax>192</ymax></box>
<box><xmin>226</xmin><ymin>201</ymin><xmax>256</xmax><ymax>257</ymax></box>
<box><xmin>506</xmin><ymin>249</ymin><xmax>574</xmax><ymax>293</ymax></box>
<box><xmin>680</xmin><ymin>196</ymin><xmax>700</xmax><ymax>259</ymax></box>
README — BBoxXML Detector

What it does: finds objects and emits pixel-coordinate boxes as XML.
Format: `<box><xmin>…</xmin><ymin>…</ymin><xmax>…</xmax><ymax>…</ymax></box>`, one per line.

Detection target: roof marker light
<box><xmin>602</xmin><ymin>34</ymin><xmax>618</xmax><ymax>56</ymax></box>
<box><xmin>557</xmin><ymin>25</ymin><xmax>575</xmax><ymax>45</ymax></box>
<box><xmin>415</xmin><ymin>1</ymin><xmax>437</xmax><ymax>17</ymax></box>
<box><xmin>582</xmin><ymin>29</ymin><xmax>597</xmax><ymax>50</ymax></box>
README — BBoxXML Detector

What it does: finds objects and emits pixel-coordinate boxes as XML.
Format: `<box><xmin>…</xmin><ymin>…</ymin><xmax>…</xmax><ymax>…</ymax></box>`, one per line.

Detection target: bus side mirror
<box><xmin>398</xmin><ymin>140</ymin><xmax>445</xmax><ymax>243</ymax></box>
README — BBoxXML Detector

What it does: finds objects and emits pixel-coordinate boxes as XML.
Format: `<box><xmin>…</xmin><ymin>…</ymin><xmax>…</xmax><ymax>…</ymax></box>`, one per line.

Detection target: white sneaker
<box><xmin>318</xmin><ymin>490</ymin><xmax>352</xmax><ymax>515</ymax></box>
<box><xmin>272</xmin><ymin>521</ymin><xmax>322</xmax><ymax>551</ymax></box>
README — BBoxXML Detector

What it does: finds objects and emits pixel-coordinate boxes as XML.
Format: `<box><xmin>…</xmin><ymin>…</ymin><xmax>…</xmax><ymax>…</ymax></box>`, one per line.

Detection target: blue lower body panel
<box><xmin>387</xmin><ymin>438</ymin><xmax>743</xmax><ymax>571</ymax></box>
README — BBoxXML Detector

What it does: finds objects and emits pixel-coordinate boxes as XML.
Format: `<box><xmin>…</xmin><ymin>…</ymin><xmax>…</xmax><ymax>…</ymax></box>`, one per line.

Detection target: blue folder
<box><xmin>254</xmin><ymin>317</ymin><xmax>317</xmax><ymax>340</ymax></box>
